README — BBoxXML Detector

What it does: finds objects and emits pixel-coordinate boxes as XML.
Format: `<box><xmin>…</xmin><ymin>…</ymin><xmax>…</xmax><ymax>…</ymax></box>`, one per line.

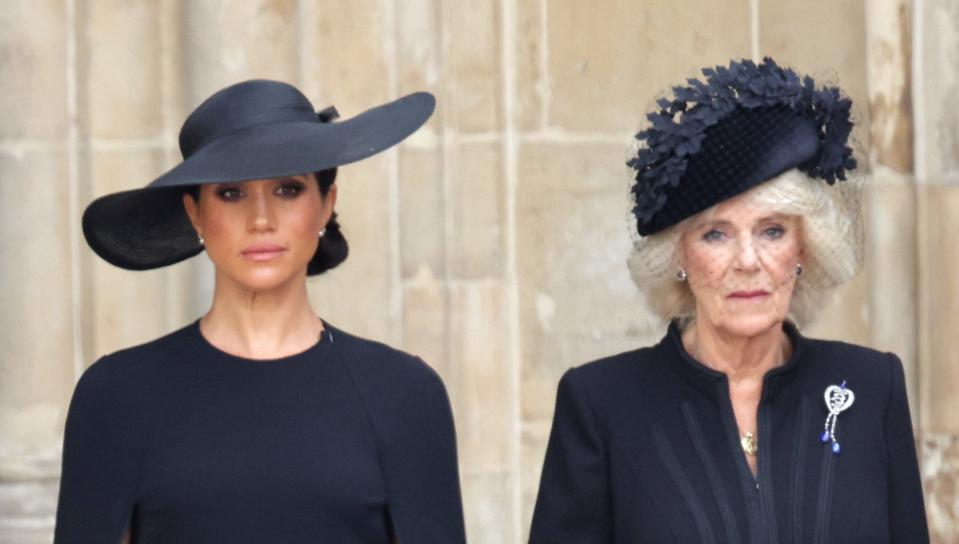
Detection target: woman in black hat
<box><xmin>54</xmin><ymin>80</ymin><xmax>465</xmax><ymax>543</ymax></box>
<box><xmin>529</xmin><ymin>59</ymin><xmax>928</xmax><ymax>543</ymax></box>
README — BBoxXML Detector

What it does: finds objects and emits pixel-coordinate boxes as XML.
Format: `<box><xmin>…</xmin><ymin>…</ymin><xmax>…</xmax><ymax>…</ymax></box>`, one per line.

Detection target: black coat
<box><xmin>529</xmin><ymin>321</ymin><xmax>928</xmax><ymax>543</ymax></box>
<box><xmin>54</xmin><ymin>320</ymin><xmax>466</xmax><ymax>544</ymax></box>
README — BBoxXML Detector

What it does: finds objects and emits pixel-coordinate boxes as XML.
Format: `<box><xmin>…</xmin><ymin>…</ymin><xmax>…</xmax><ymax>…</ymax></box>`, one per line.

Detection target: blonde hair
<box><xmin>627</xmin><ymin>169</ymin><xmax>863</xmax><ymax>328</ymax></box>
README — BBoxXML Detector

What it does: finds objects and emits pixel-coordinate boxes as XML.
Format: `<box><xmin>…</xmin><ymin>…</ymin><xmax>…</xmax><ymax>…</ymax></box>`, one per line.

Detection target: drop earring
<box><xmin>198</xmin><ymin>234</ymin><xmax>204</xmax><ymax>246</ymax></box>
<box><xmin>795</xmin><ymin>263</ymin><xmax>803</xmax><ymax>277</ymax></box>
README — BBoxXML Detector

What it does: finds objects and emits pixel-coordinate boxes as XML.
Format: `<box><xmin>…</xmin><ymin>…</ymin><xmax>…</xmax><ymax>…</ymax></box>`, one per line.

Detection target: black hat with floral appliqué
<box><xmin>628</xmin><ymin>57</ymin><xmax>857</xmax><ymax>237</ymax></box>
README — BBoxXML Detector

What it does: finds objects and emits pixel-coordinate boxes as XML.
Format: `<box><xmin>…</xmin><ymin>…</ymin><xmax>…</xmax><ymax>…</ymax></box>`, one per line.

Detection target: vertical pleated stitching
<box><xmin>652</xmin><ymin>423</ymin><xmax>716</xmax><ymax>544</ymax></box>
<box><xmin>681</xmin><ymin>402</ymin><xmax>741</xmax><ymax>544</ymax></box>
<box><xmin>758</xmin><ymin>403</ymin><xmax>779</xmax><ymax>543</ymax></box>
<box><xmin>813</xmin><ymin>445</ymin><xmax>836</xmax><ymax>544</ymax></box>
<box><xmin>788</xmin><ymin>396</ymin><xmax>809</xmax><ymax>544</ymax></box>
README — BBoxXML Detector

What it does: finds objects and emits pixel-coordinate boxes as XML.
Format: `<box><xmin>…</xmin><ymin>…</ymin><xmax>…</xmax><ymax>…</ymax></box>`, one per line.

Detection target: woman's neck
<box><xmin>681</xmin><ymin>318</ymin><xmax>791</xmax><ymax>383</ymax></box>
<box><xmin>199</xmin><ymin>271</ymin><xmax>323</xmax><ymax>359</ymax></box>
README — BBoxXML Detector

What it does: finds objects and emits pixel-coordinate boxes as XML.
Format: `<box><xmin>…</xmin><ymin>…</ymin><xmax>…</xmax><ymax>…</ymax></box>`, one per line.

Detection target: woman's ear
<box><xmin>181</xmin><ymin>192</ymin><xmax>202</xmax><ymax>236</ymax></box>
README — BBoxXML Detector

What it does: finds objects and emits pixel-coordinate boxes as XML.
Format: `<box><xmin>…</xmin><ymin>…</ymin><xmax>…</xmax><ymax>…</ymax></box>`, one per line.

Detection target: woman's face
<box><xmin>680</xmin><ymin>191</ymin><xmax>802</xmax><ymax>337</ymax></box>
<box><xmin>182</xmin><ymin>174</ymin><xmax>336</xmax><ymax>291</ymax></box>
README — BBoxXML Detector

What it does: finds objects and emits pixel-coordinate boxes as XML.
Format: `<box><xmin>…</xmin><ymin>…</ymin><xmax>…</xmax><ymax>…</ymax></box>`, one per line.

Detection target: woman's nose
<box><xmin>247</xmin><ymin>189</ymin><xmax>276</xmax><ymax>231</ymax></box>
<box><xmin>734</xmin><ymin>237</ymin><xmax>761</xmax><ymax>271</ymax></box>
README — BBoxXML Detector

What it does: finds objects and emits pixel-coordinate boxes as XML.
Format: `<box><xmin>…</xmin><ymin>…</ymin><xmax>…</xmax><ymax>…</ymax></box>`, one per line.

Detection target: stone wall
<box><xmin>0</xmin><ymin>0</ymin><xmax>955</xmax><ymax>542</ymax></box>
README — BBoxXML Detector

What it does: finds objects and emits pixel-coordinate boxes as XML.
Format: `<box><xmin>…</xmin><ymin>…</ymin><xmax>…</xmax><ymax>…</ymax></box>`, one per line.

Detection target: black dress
<box><xmin>529</xmin><ymin>321</ymin><xmax>928</xmax><ymax>543</ymax></box>
<box><xmin>54</xmin><ymin>320</ymin><xmax>466</xmax><ymax>543</ymax></box>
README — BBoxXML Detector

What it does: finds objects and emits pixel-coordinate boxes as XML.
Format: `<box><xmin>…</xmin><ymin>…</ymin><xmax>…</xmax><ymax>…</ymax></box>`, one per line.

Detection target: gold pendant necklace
<box><xmin>741</xmin><ymin>432</ymin><xmax>758</xmax><ymax>456</ymax></box>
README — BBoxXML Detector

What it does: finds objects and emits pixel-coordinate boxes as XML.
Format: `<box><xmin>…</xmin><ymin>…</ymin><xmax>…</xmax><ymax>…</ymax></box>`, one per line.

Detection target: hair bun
<box><xmin>307</xmin><ymin>212</ymin><xmax>348</xmax><ymax>275</ymax></box>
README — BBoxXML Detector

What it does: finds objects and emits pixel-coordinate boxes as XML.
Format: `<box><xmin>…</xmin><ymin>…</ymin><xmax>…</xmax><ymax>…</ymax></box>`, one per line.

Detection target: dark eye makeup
<box><xmin>275</xmin><ymin>180</ymin><xmax>305</xmax><ymax>198</ymax></box>
<box><xmin>215</xmin><ymin>185</ymin><xmax>244</xmax><ymax>201</ymax></box>
<box><xmin>212</xmin><ymin>179</ymin><xmax>307</xmax><ymax>202</ymax></box>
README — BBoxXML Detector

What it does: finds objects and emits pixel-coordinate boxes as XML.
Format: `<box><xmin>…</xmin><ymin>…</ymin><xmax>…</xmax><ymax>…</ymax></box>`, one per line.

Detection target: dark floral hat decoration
<box><xmin>627</xmin><ymin>57</ymin><xmax>857</xmax><ymax>236</ymax></box>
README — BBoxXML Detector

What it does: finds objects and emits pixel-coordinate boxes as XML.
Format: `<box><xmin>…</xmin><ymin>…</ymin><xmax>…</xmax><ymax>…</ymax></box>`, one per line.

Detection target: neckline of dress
<box><xmin>188</xmin><ymin>317</ymin><xmax>336</xmax><ymax>367</ymax></box>
<box><xmin>664</xmin><ymin>319</ymin><xmax>806</xmax><ymax>386</ymax></box>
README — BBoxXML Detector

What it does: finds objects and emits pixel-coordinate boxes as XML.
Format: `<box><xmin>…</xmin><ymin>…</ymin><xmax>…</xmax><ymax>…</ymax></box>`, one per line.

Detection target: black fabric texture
<box><xmin>53</xmin><ymin>321</ymin><xmax>466</xmax><ymax>544</ymax></box>
<box><xmin>640</xmin><ymin>106</ymin><xmax>819</xmax><ymax>235</ymax></box>
<box><xmin>529</xmin><ymin>322</ymin><xmax>929</xmax><ymax>543</ymax></box>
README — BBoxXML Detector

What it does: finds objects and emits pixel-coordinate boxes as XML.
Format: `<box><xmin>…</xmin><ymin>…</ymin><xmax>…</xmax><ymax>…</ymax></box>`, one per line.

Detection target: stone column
<box><xmin>915</xmin><ymin>0</ymin><xmax>959</xmax><ymax>540</ymax></box>
<box><xmin>0</xmin><ymin>2</ymin><xmax>76</xmax><ymax>542</ymax></box>
<box><xmin>864</xmin><ymin>0</ymin><xmax>919</xmax><ymax>420</ymax></box>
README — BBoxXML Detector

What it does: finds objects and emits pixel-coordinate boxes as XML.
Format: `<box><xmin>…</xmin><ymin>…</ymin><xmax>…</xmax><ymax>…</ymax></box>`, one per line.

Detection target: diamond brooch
<box><xmin>820</xmin><ymin>380</ymin><xmax>855</xmax><ymax>455</ymax></box>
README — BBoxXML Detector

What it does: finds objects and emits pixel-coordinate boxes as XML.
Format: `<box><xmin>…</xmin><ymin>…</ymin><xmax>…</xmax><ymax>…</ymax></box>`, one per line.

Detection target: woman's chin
<box><xmin>227</xmin><ymin>264</ymin><xmax>305</xmax><ymax>291</ymax></box>
<box><xmin>715</xmin><ymin>310</ymin><xmax>785</xmax><ymax>338</ymax></box>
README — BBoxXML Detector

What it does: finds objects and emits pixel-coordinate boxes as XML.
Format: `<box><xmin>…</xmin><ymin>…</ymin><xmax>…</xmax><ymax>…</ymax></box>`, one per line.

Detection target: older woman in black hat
<box><xmin>54</xmin><ymin>81</ymin><xmax>465</xmax><ymax>543</ymax></box>
<box><xmin>529</xmin><ymin>59</ymin><xmax>928</xmax><ymax>543</ymax></box>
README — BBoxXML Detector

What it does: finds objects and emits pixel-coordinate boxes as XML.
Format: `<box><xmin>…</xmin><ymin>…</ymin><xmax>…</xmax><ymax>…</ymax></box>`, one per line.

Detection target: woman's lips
<box><xmin>728</xmin><ymin>290</ymin><xmax>769</xmax><ymax>299</ymax></box>
<box><xmin>241</xmin><ymin>245</ymin><xmax>287</xmax><ymax>261</ymax></box>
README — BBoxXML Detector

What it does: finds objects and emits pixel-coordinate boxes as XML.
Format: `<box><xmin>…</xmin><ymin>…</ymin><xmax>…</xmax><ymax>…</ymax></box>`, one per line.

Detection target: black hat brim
<box><xmin>83</xmin><ymin>92</ymin><xmax>434</xmax><ymax>272</ymax></box>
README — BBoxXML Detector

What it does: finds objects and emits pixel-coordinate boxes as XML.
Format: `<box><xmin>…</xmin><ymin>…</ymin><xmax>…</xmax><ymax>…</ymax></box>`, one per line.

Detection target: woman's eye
<box><xmin>276</xmin><ymin>182</ymin><xmax>304</xmax><ymax>198</ymax></box>
<box><xmin>762</xmin><ymin>226</ymin><xmax>785</xmax><ymax>239</ymax></box>
<box><xmin>703</xmin><ymin>229</ymin><xmax>725</xmax><ymax>242</ymax></box>
<box><xmin>216</xmin><ymin>187</ymin><xmax>243</xmax><ymax>201</ymax></box>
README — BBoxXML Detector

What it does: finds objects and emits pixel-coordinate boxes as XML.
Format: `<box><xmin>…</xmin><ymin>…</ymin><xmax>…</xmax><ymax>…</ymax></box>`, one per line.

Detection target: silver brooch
<box><xmin>820</xmin><ymin>380</ymin><xmax>854</xmax><ymax>455</ymax></box>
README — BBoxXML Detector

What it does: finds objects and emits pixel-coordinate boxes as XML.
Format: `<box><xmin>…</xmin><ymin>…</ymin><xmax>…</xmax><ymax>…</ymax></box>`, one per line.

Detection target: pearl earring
<box><xmin>198</xmin><ymin>234</ymin><xmax>204</xmax><ymax>246</ymax></box>
<box><xmin>676</xmin><ymin>268</ymin><xmax>688</xmax><ymax>282</ymax></box>
<box><xmin>318</xmin><ymin>228</ymin><xmax>327</xmax><ymax>238</ymax></box>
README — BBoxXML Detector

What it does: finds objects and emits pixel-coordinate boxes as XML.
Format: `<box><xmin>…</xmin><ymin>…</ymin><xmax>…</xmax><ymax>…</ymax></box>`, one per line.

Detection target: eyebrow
<box><xmin>695</xmin><ymin>215</ymin><xmax>789</xmax><ymax>229</ymax></box>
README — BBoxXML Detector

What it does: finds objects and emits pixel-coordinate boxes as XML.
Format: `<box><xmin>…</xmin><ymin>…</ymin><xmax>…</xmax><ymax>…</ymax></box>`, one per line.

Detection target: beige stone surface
<box><xmin>866</xmin><ymin>0</ymin><xmax>913</xmax><ymax>173</ymax></box>
<box><xmin>448</xmin><ymin>142</ymin><xmax>505</xmax><ymax>279</ymax></box>
<box><xmin>0</xmin><ymin>479</ymin><xmax>59</xmax><ymax>544</ymax></box>
<box><xmin>0</xmin><ymin>147</ymin><xmax>75</xmax><ymax>543</ymax></box>
<box><xmin>516</xmin><ymin>142</ymin><xmax>662</xmax><ymax>421</ymax></box>
<box><xmin>514</xmin><ymin>0</ymin><xmax>546</xmax><ymax>131</ymax></box>
<box><xmin>865</xmin><ymin>177</ymin><xmax>919</xmax><ymax>409</ymax></box>
<box><xmin>461</xmin><ymin>470</ymin><xmax>515</xmax><ymax>544</ymax></box>
<box><xmin>0</xmin><ymin>0</ymin><xmax>68</xmax><ymax>139</ymax></box>
<box><xmin>759</xmin><ymin>0</ymin><xmax>871</xmax><ymax>152</ymax></box>
<box><xmin>401</xmin><ymin>279</ymin><xmax>449</xmax><ymax>379</ymax></box>
<box><xmin>920</xmin><ymin>433</ymin><xmax>959</xmax><ymax>542</ymax></box>
<box><xmin>304</xmin><ymin>0</ymin><xmax>390</xmax><ymax>111</ymax></box>
<box><xmin>444</xmin><ymin>0</ymin><xmax>502</xmax><ymax>133</ymax></box>
<box><xmin>920</xmin><ymin>184</ymin><xmax>959</xmax><ymax>433</ymax></box>
<box><xmin>447</xmin><ymin>282</ymin><xmax>513</xmax><ymax>470</ymax></box>
<box><xmin>399</xmin><ymin>146</ymin><xmax>446</xmax><ymax>279</ymax></box>
<box><xmin>80</xmin><ymin>0</ymin><xmax>163</xmax><ymax>140</ymax></box>
<box><xmin>183</xmin><ymin>0</ymin><xmax>300</xmax><ymax>102</ymax></box>
<box><xmin>395</xmin><ymin>0</ymin><xmax>443</xmax><ymax>131</ymax></box>
<box><xmin>546</xmin><ymin>0</ymin><xmax>751</xmax><ymax>132</ymax></box>
<box><xmin>918</xmin><ymin>0</ymin><xmax>959</xmax><ymax>177</ymax></box>
<box><xmin>0</xmin><ymin>149</ymin><xmax>76</xmax><ymax>411</ymax></box>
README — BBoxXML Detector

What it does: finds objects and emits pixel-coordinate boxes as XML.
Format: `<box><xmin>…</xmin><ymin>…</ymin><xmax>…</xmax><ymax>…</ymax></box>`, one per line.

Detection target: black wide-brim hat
<box><xmin>82</xmin><ymin>79</ymin><xmax>435</xmax><ymax>272</ymax></box>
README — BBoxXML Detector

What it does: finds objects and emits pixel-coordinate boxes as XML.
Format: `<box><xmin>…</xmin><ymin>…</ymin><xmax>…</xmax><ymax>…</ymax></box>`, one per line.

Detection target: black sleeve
<box><xmin>883</xmin><ymin>353</ymin><xmax>930</xmax><ymax>543</ymax></box>
<box><xmin>54</xmin><ymin>357</ymin><xmax>148</xmax><ymax>544</ymax></box>
<box><xmin>529</xmin><ymin>367</ymin><xmax>612</xmax><ymax>543</ymax></box>
<box><xmin>348</xmin><ymin>352</ymin><xmax>466</xmax><ymax>543</ymax></box>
